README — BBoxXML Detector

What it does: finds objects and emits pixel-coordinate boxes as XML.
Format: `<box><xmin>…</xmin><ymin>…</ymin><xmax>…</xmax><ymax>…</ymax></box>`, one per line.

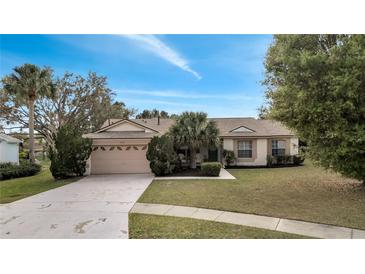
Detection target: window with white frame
<box><xmin>272</xmin><ymin>140</ymin><xmax>286</xmax><ymax>156</ymax></box>
<box><xmin>237</xmin><ymin>140</ymin><xmax>252</xmax><ymax>158</ymax></box>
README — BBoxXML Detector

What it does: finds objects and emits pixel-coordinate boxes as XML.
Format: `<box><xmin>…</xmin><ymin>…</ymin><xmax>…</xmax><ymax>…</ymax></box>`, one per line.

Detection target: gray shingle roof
<box><xmin>86</xmin><ymin>117</ymin><xmax>295</xmax><ymax>139</ymax></box>
<box><xmin>211</xmin><ymin>118</ymin><xmax>294</xmax><ymax>137</ymax></box>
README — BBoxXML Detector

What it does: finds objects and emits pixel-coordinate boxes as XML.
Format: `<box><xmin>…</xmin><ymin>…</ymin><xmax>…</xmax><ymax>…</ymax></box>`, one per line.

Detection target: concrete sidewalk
<box><xmin>130</xmin><ymin>203</ymin><xmax>365</xmax><ymax>239</ymax></box>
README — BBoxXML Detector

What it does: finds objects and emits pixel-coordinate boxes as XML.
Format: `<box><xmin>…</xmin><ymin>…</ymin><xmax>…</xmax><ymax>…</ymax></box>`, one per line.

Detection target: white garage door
<box><xmin>91</xmin><ymin>145</ymin><xmax>150</xmax><ymax>174</ymax></box>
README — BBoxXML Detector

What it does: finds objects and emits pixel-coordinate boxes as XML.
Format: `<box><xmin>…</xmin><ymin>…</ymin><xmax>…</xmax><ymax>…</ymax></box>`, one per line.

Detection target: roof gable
<box><xmin>97</xmin><ymin>119</ymin><xmax>158</xmax><ymax>133</ymax></box>
<box><xmin>230</xmin><ymin>126</ymin><xmax>255</xmax><ymax>133</ymax></box>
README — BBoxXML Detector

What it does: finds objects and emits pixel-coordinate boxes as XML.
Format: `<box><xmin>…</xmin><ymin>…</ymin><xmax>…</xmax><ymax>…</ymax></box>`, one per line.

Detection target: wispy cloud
<box><xmin>123</xmin><ymin>35</ymin><xmax>202</xmax><ymax>80</ymax></box>
<box><xmin>116</xmin><ymin>89</ymin><xmax>260</xmax><ymax>101</ymax></box>
<box><xmin>125</xmin><ymin>98</ymin><xmax>205</xmax><ymax>108</ymax></box>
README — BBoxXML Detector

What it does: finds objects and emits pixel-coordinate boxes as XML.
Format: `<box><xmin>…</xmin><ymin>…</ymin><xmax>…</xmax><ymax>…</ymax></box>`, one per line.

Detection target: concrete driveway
<box><xmin>0</xmin><ymin>174</ymin><xmax>153</xmax><ymax>239</ymax></box>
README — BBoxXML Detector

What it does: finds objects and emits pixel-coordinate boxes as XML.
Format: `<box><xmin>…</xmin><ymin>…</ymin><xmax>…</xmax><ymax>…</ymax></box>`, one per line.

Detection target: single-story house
<box><xmin>83</xmin><ymin>117</ymin><xmax>298</xmax><ymax>175</ymax></box>
<box><xmin>0</xmin><ymin>133</ymin><xmax>22</xmax><ymax>164</ymax></box>
<box><xmin>11</xmin><ymin>133</ymin><xmax>47</xmax><ymax>158</ymax></box>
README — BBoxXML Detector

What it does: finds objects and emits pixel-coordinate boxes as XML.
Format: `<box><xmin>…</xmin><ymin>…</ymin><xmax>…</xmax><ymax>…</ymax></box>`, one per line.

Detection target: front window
<box><xmin>272</xmin><ymin>140</ymin><xmax>285</xmax><ymax>156</ymax></box>
<box><xmin>237</xmin><ymin>140</ymin><xmax>252</xmax><ymax>158</ymax></box>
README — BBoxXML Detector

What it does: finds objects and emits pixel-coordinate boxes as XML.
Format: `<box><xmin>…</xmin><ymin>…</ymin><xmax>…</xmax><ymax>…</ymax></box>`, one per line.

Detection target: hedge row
<box><xmin>0</xmin><ymin>161</ymin><xmax>41</xmax><ymax>180</ymax></box>
<box><xmin>266</xmin><ymin>154</ymin><xmax>305</xmax><ymax>167</ymax></box>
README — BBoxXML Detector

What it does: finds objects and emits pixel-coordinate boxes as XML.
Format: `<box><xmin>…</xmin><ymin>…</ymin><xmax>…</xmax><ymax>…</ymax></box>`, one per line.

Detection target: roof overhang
<box><xmin>95</xmin><ymin>119</ymin><xmax>159</xmax><ymax>133</ymax></box>
<box><xmin>0</xmin><ymin>135</ymin><xmax>22</xmax><ymax>144</ymax></box>
<box><xmin>219</xmin><ymin>135</ymin><xmax>295</xmax><ymax>138</ymax></box>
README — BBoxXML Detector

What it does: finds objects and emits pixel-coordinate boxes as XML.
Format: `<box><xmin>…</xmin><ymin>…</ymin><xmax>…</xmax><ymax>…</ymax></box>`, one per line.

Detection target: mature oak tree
<box><xmin>1</xmin><ymin>69</ymin><xmax>135</xmax><ymax>148</ymax></box>
<box><xmin>263</xmin><ymin>35</ymin><xmax>365</xmax><ymax>182</ymax></box>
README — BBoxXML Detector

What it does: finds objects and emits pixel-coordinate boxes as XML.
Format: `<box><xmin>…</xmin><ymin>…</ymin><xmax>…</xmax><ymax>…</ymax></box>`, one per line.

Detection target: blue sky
<box><xmin>0</xmin><ymin>34</ymin><xmax>273</xmax><ymax>117</ymax></box>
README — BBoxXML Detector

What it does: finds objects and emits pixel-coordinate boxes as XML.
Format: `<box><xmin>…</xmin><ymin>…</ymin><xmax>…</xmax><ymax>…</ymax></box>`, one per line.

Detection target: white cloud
<box><xmin>116</xmin><ymin>89</ymin><xmax>260</xmax><ymax>101</ymax></box>
<box><xmin>123</xmin><ymin>35</ymin><xmax>201</xmax><ymax>80</ymax></box>
<box><xmin>125</xmin><ymin>98</ymin><xmax>205</xmax><ymax>108</ymax></box>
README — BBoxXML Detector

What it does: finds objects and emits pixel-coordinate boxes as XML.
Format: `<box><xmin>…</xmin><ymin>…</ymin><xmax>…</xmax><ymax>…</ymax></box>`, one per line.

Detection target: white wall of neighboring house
<box><xmin>0</xmin><ymin>141</ymin><xmax>19</xmax><ymax>164</ymax></box>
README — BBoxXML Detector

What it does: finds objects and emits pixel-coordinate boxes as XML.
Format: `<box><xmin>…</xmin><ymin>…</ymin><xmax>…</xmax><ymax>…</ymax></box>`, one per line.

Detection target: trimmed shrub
<box><xmin>275</xmin><ymin>155</ymin><xmax>293</xmax><ymax>165</ymax></box>
<box><xmin>19</xmin><ymin>151</ymin><xmax>28</xmax><ymax>159</ymax></box>
<box><xmin>0</xmin><ymin>162</ymin><xmax>14</xmax><ymax>169</ymax></box>
<box><xmin>223</xmin><ymin>150</ymin><xmax>236</xmax><ymax>167</ymax></box>
<box><xmin>293</xmin><ymin>154</ymin><xmax>305</xmax><ymax>165</ymax></box>
<box><xmin>276</xmin><ymin>155</ymin><xmax>285</xmax><ymax>165</ymax></box>
<box><xmin>49</xmin><ymin>124</ymin><xmax>92</xmax><ymax>179</ymax></box>
<box><xmin>0</xmin><ymin>161</ymin><xmax>41</xmax><ymax>180</ymax></box>
<box><xmin>267</xmin><ymin>154</ymin><xmax>305</xmax><ymax>167</ymax></box>
<box><xmin>266</xmin><ymin>155</ymin><xmax>274</xmax><ymax>167</ymax></box>
<box><xmin>146</xmin><ymin>135</ymin><xmax>179</xmax><ymax>176</ymax></box>
<box><xmin>201</xmin><ymin>162</ymin><xmax>221</xmax><ymax>177</ymax></box>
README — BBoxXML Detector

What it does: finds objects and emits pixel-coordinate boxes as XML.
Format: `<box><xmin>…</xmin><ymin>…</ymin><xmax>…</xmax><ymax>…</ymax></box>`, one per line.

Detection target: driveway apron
<box><xmin>0</xmin><ymin>174</ymin><xmax>153</xmax><ymax>239</ymax></box>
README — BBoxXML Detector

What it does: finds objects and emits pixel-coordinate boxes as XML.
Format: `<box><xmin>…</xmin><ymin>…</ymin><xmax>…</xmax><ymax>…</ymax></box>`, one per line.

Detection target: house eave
<box><xmin>95</xmin><ymin>119</ymin><xmax>159</xmax><ymax>133</ymax></box>
<box><xmin>219</xmin><ymin>134</ymin><xmax>296</xmax><ymax>138</ymax></box>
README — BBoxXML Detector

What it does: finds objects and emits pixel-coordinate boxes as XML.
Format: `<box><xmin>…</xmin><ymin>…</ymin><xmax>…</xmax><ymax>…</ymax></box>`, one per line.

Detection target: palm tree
<box><xmin>2</xmin><ymin>64</ymin><xmax>54</xmax><ymax>163</ymax></box>
<box><xmin>169</xmin><ymin>111</ymin><xmax>219</xmax><ymax>169</ymax></box>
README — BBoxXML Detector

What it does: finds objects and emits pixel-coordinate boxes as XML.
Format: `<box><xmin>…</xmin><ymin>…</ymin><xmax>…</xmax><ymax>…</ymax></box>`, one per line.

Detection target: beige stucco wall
<box><xmin>223</xmin><ymin>137</ymin><xmax>299</xmax><ymax>166</ymax></box>
<box><xmin>289</xmin><ymin>137</ymin><xmax>299</xmax><ymax>155</ymax></box>
<box><xmin>93</xmin><ymin>139</ymin><xmax>150</xmax><ymax>146</ymax></box>
<box><xmin>222</xmin><ymin>138</ymin><xmax>268</xmax><ymax>166</ymax></box>
<box><xmin>223</xmin><ymin>139</ymin><xmax>234</xmax><ymax>151</ymax></box>
<box><xmin>255</xmin><ymin>139</ymin><xmax>268</xmax><ymax>165</ymax></box>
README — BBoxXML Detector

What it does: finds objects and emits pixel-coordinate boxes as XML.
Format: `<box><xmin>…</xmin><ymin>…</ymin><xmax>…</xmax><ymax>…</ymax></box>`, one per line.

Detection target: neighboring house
<box><xmin>0</xmin><ymin>133</ymin><xmax>22</xmax><ymax>164</ymax></box>
<box><xmin>11</xmin><ymin>133</ymin><xmax>47</xmax><ymax>158</ymax></box>
<box><xmin>83</xmin><ymin>117</ymin><xmax>298</xmax><ymax>175</ymax></box>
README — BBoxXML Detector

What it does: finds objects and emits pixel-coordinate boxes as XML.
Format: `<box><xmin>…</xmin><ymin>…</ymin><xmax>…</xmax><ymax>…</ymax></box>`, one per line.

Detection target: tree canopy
<box><xmin>1</xmin><ymin>64</ymin><xmax>54</xmax><ymax>162</ymax></box>
<box><xmin>49</xmin><ymin>123</ymin><xmax>92</xmax><ymax>179</ymax></box>
<box><xmin>263</xmin><ymin>35</ymin><xmax>365</xmax><ymax>182</ymax></box>
<box><xmin>1</xmin><ymin>70</ymin><xmax>135</xmax><ymax>147</ymax></box>
<box><xmin>146</xmin><ymin>135</ymin><xmax>178</xmax><ymax>176</ymax></box>
<box><xmin>135</xmin><ymin>109</ymin><xmax>172</xmax><ymax>119</ymax></box>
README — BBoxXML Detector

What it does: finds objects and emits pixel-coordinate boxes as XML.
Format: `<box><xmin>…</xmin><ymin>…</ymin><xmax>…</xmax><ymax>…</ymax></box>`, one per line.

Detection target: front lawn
<box><xmin>0</xmin><ymin>161</ymin><xmax>79</xmax><ymax>204</ymax></box>
<box><xmin>129</xmin><ymin>213</ymin><xmax>308</xmax><ymax>239</ymax></box>
<box><xmin>138</xmin><ymin>161</ymin><xmax>365</xmax><ymax>230</ymax></box>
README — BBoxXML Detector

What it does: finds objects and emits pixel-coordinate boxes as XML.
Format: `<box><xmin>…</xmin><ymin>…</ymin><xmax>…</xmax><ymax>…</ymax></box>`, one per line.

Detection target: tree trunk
<box><xmin>28</xmin><ymin>98</ymin><xmax>36</xmax><ymax>163</ymax></box>
<box><xmin>190</xmin><ymin>148</ymin><xmax>197</xmax><ymax>169</ymax></box>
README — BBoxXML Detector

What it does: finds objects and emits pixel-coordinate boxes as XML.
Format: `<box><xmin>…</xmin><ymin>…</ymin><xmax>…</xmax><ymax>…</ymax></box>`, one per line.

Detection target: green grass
<box><xmin>139</xmin><ymin>161</ymin><xmax>365</xmax><ymax>230</ymax></box>
<box><xmin>129</xmin><ymin>213</ymin><xmax>309</xmax><ymax>239</ymax></box>
<box><xmin>0</xmin><ymin>161</ymin><xmax>79</xmax><ymax>204</ymax></box>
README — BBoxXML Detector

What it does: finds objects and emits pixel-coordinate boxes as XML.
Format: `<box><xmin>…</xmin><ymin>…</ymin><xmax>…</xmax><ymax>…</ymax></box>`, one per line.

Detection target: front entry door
<box><xmin>208</xmin><ymin>148</ymin><xmax>218</xmax><ymax>162</ymax></box>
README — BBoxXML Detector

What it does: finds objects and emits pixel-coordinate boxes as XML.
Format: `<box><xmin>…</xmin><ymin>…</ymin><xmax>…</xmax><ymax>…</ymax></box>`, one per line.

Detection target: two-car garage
<box><xmin>90</xmin><ymin>139</ymin><xmax>151</xmax><ymax>174</ymax></box>
<box><xmin>83</xmin><ymin>118</ymin><xmax>173</xmax><ymax>175</ymax></box>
